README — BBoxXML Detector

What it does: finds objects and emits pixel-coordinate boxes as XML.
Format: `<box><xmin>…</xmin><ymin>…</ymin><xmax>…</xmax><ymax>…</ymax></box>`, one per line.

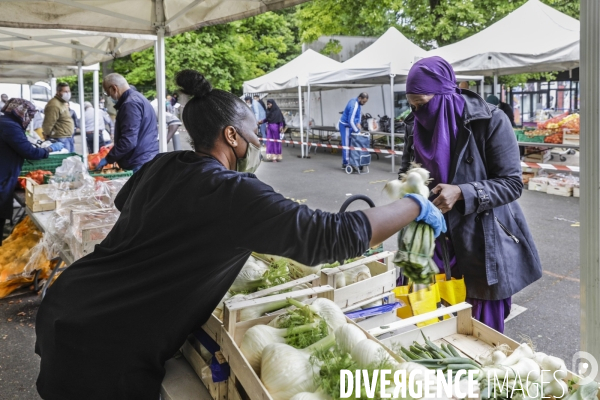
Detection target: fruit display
<box><xmin>558</xmin><ymin>113</ymin><xmax>580</xmax><ymax>132</ymax></box>
<box><xmin>544</xmin><ymin>132</ymin><xmax>563</xmax><ymax>144</ymax></box>
<box><xmin>0</xmin><ymin>217</ymin><xmax>57</xmax><ymax>298</ymax></box>
<box><xmin>17</xmin><ymin>170</ymin><xmax>52</xmax><ymax>188</ymax></box>
<box><xmin>537</xmin><ymin>111</ymin><xmax>569</xmax><ymax>129</ymax></box>
<box><xmin>87</xmin><ymin>145</ymin><xmax>113</xmax><ymax>170</ymax></box>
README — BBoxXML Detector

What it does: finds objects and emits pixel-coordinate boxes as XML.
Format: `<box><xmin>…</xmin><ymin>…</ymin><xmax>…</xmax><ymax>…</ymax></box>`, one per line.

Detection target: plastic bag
<box><xmin>0</xmin><ymin>217</ymin><xmax>57</xmax><ymax>298</ymax></box>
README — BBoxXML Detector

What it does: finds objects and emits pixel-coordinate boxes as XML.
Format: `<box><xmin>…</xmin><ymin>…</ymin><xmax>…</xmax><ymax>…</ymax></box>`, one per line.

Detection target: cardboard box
<box><xmin>574</xmin><ymin>186</ymin><xmax>580</xmax><ymax>197</ymax></box>
<box><xmin>528</xmin><ymin>180</ymin><xmax>549</xmax><ymax>192</ymax></box>
<box><xmin>547</xmin><ymin>184</ymin><xmax>573</xmax><ymax>197</ymax></box>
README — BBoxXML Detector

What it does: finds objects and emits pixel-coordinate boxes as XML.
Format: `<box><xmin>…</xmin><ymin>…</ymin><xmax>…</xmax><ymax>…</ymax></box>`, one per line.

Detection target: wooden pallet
<box><xmin>220</xmin><ymin>286</ymin><xmax>402</xmax><ymax>400</ymax></box>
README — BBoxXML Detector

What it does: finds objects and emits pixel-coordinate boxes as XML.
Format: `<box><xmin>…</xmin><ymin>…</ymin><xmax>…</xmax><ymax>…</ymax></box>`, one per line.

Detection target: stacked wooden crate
<box><xmin>183</xmin><ymin>252</ymin><xmax>396</xmax><ymax>399</ymax></box>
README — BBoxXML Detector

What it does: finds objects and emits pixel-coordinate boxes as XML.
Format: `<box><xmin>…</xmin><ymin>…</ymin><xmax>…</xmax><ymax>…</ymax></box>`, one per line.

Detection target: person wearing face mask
<box><xmin>0</xmin><ymin>99</ymin><xmax>63</xmax><ymax>242</ymax></box>
<box><xmin>42</xmin><ymin>82</ymin><xmax>75</xmax><ymax>152</ymax></box>
<box><xmin>338</xmin><ymin>92</ymin><xmax>369</xmax><ymax>169</ymax></box>
<box><xmin>34</xmin><ymin>69</ymin><xmax>446</xmax><ymax>399</ymax></box>
<box><xmin>99</xmin><ymin>73</ymin><xmax>158</xmax><ymax>173</ymax></box>
<box><xmin>403</xmin><ymin>56</ymin><xmax>542</xmax><ymax>333</ymax></box>
<box><xmin>0</xmin><ymin>94</ymin><xmax>8</xmax><ymax>114</ymax></box>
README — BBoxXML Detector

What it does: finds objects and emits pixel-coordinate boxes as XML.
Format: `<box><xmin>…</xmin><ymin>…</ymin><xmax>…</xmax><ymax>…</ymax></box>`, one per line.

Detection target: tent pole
<box><xmin>307</xmin><ymin>84</ymin><xmax>311</xmax><ymax>151</ymax></box>
<box><xmin>93</xmin><ymin>69</ymin><xmax>99</xmax><ymax>153</ymax></box>
<box><xmin>390</xmin><ymin>74</ymin><xmax>395</xmax><ymax>173</ymax></box>
<box><xmin>298</xmin><ymin>84</ymin><xmax>305</xmax><ymax>158</ymax></box>
<box><xmin>319</xmin><ymin>90</ymin><xmax>324</xmax><ymax>126</ymax></box>
<box><xmin>480</xmin><ymin>79</ymin><xmax>485</xmax><ymax>97</ymax></box>
<box><xmin>580</xmin><ymin>0</ymin><xmax>600</xmax><ymax>371</ymax></box>
<box><xmin>155</xmin><ymin>27</ymin><xmax>168</xmax><ymax>153</ymax></box>
<box><xmin>381</xmin><ymin>85</ymin><xmax>386</xmax><ymax>115</ymax></box>
<box><xmin>78</xmin><ymin>62</ymin><xmax>87</xmax><ymax>159</ymax></box>
<box><xmin>493</xmin><ymin>74</ymin><xmax>498</xmax><ymax>97</ymax></box>
<box><xmin>50</xmin><ymin>78</ymin><xmax>57</xmax><ymax>97</ymax></box>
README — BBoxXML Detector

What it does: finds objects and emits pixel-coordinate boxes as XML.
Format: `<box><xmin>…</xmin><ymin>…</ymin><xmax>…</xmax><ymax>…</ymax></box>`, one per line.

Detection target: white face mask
<box><xmin>61</xmin><ymin>92</ymin><xmax>71</xmax><ymax>102</ymax></box>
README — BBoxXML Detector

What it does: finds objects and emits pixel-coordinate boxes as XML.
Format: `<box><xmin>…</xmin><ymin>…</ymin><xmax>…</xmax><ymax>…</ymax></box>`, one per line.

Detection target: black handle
<box><xmin>339</xmin><ymin>194</ymin><xmax>376</xmax><ymax>212</ymax></box>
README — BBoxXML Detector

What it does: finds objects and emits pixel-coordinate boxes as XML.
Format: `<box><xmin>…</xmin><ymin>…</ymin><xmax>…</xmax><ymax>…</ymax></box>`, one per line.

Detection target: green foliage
<box><xmin>111</xmin><ymin>11</ymin><xmax>299</xmax><ymax>96</ymax></box>
<box><xmin>295</xmin><ymin>0</ymin><xmax>579</xmax><ymax>83</ymax></box>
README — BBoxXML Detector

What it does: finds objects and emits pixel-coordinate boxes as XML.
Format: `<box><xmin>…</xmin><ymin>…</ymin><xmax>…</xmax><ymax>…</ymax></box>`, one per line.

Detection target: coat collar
<box><xmin>461</xmin><ymin>89</ymin><xmax>492</xmax><ymax>123</ymax></box>
<box><xmin>448</xmin><ymin>90</ymin><xmax>492</xmax><ymax>184</ymax></box>
<box><xmin>114</xmin><ymin>88</ymin><xmax>132</xmax><ymax>110</ymax></box>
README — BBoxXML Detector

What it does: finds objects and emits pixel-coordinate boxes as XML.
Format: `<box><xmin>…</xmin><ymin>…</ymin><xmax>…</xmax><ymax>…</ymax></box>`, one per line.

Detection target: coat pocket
<box><xmin>495</xmin><ymin>216</ymin><xmax>520</xmax><ymax>243</ymax></box>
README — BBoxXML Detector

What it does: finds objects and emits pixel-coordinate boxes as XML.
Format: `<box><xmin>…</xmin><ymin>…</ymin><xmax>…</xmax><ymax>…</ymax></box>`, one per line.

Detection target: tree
<box><xmin>298</xmin><ymin>0</ymin><xmax>578</xmax><ymax>49</ymax></box>
<box><xmin>295</xmin><ymin>0</ymin><xmax>579</xmax><ymax>86</ymax></box>
<box><xmin>110</xmin><ymin>11</ymin><xmax>299</xmax><ymax>97</ymax></box>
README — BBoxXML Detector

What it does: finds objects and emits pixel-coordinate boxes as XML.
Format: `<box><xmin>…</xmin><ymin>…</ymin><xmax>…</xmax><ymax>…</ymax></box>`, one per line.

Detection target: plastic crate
<box><xmin>89</xmin><ymin>170</ymin><xmax>133</xmax><ymax>180</ymax></box>
<box><xmin>517</xmin><ymin>133</ymin><xmax>546</xmax><ymax>143</ymax></box>
<box><xmin>21</xmin><ymin>153</ymin><xmax>82</xmax><ymax>175</ymax></box>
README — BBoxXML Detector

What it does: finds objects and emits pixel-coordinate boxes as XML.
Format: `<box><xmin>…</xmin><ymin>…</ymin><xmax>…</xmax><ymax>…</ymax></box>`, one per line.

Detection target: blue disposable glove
<box><xmin>404</xmin><ymin>193</ymin><xmax>447</xmax><ymax>237</ymax></box>
<box><xmin>48</xmin><ymin>142</ymin><xmax>64</xmax><ymax>152</ymax></box>
<box><xmin>95</xmin><ymin>158</ymin><xmax>108</xmax><ymax>171</ymax></box>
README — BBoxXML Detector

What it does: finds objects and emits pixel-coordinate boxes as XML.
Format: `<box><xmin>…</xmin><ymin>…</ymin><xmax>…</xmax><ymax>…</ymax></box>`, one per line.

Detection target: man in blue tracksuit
<box><xmin>338</xmin><ymin>92</ymin><xmax>369</xmax><ymax>168</ymax></box>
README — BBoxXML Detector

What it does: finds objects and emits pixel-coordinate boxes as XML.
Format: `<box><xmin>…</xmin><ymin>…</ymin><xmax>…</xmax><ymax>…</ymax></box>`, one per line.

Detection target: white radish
<box><xmin>351</xmin><ymin>339</ymin><xmax>392</xmax><ymax>368</ymax></box>
<box><xmin>543</xmin><ymin>375</ymin><xmax>568</xmax><ymax>398</ymax></box>
<box><xmin>240</xmin><ymin>323</ymin><xmax>317</xmax><ymax>374</ymax></box>
<box><xmin>343</xmin><ymin>265</ymin><xmax>371</xmax><ymax>284</ymax></box>
<box><xmin>335</xmin><ymin>324</ymin><xmax>366</xmax><ymax>355</ymax></box>
<box><xmin>498</xmin><ymin>343</ymin><xmax>535</xmax><ymax>366</ymax></box>
<box><xmin>541</xmin><ymin>355</ymin><xmax>568</xmax><ymax>379</ymax></box>
<box><xmin>333</xmin><ymin>272</ymin><xmax>346</xmax><ymax>288</ymax></box>
<box><xmin>533</xmin><ymin>351</ymin><xmax>548</xmax><ymax>367</ymax></box>
<box><xmin>492</xmin><ymin>350</ymin><xmax>507</xmax><ymax>365</ymax></box>
<box><xmin>261</xmin><ymin>335</ymin><xmax>336</xmax><ymax>400</ymax></box>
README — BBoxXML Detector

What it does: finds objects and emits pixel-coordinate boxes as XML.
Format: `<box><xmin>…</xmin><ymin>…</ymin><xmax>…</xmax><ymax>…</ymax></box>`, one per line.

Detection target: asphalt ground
<box><xmin>0</xmin><ymin>133</ymin><xmax>581</xmax><ymax>398</ymax></box>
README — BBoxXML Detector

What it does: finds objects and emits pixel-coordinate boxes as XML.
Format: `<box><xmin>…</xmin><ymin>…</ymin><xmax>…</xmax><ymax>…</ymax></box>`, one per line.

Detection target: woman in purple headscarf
<box><xmin>0</xmin><ymin>98</ymin><xmax>63</xmax><ymax>242</ymax></box>
<box><xmin>401</xmin><ymin>56</ymin><xmax>542</xmax><ymax>333</ymax></box>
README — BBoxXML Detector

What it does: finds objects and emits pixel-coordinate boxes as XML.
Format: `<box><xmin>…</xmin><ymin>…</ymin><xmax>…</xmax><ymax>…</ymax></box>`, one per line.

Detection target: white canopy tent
<box><xmin>0</xmin><ymin>0</ymin><xmax>313</xmax><ymax>154</ymax></box>
<box><xmin>0</xmin><ymin>62</ymin><xmax>105</xmax><ymax>156</ymax></box>
<box><xmin>0</xmin><ymin>64</ymin><xmax>84</xmax><ymax>84</ymax></box>
<box><xmin>308</xmin><ymin>27</ymin><xmax>484</xmax><ymax>171</ymax></box>
<box><xmin>0</xmin><ymin>28</ymin><xmax>156</xmax><ymax>66</ymax></box>
<box><xmin>427</xmin><ymin>0</ymin><xmax>579</xmax><ymax>95</ymax></box>
<box><xmin>243</xmin><ymin>49</ymin><xmax>341</xmax><ymax>157</ymax></box>
<box><xmin>0</xmin><ymin>27</ymin><xmax>156</xmax><ymax>157</ymax></box>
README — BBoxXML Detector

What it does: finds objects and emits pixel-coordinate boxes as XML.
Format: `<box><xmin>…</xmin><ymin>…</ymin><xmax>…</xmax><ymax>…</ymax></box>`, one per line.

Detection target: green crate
<box><xmin>517</xmin><ymin>133</ymin><xmax>546</xmax><ymax>143</ymax></box>
<box><xmin>89</xmin><ymin>170</ymin><xmax>133</xmax><ymax>180</ymax></box>
<box><xmin>21</xmin><ymin>153</ymin><xmax>82</xmax><ymax>175</ymax></box>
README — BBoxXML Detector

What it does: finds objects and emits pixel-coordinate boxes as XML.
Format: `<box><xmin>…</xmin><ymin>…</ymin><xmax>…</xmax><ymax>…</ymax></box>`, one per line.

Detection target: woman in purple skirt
<box><xmin>400</xmin><ymin>56</ymin><xmax>542</xmax><ymax>333</ymax></box>
<box><xmin>264</xmin><ymin>99</ymin><xmax>286</xmax><ymax>162</ymax></box>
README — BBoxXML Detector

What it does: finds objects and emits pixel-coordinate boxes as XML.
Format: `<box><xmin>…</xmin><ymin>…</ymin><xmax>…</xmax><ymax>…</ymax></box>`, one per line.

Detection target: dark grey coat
<box><xmin>401</xmin><ymin>90</ymin><xmax>542</xmax><ymax>300</ymax></box>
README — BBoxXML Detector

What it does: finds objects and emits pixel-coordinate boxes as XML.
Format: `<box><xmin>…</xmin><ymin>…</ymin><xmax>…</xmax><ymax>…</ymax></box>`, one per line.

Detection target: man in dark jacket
<box><xmin>101</xmin><ymin>74</ymin><xmax>158</xmax><ymax>172</ymax></box>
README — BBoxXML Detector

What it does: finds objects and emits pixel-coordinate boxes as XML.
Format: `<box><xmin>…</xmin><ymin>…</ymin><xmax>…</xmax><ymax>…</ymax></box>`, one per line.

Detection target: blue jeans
<box><xmin>53</xmin><ymin>137</ymin><xmax>75</xmax><ymax>153</ymax></box>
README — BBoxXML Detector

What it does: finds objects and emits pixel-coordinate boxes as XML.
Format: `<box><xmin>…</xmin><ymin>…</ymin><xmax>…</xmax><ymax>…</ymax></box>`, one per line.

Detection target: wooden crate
<box><xmin>204</xmin><ymin>273</ymin><xmax>321</xmax><ymax>344</ymax></box>
<box><xmin>220</xmin><ymin>287</ymin><xmax>402</xmax><ymax>400</ymax></box>
<box><xmin>563</xmin><ymin>129</ymin><xmax>580</xmax><ymax>145</ymax></box>
<box><xmin>368</xmin><ymin>303</ymin><xmax>596</xmax><ymax>397</ymax></box>
<box><xmin>25</xmin><ymin>178</ymin><xmax>56</xmax><ymax>212</ymax></box>
<box><xmin>181</xmin><ymin>338</ymin><xmax>228</xmax><ymax>400</ymax></box>
<box><xmin>547</xmin><ymin>184</ymin><xmax>573</xmax><ymax>197</ymax></box>
<box><xmin>203</xmin><ymin>252</ymin><xmax>394</xmax><ymax>343</ymax></box>
<box><xmin>319</xmin><ymin>251</ymin><xmax>396</xmax><ymax>310</ymax></box>
<box><xmin>68</xmin><ymin>209</ymin><xmax>117</xmax><ymax>260</ymax></box>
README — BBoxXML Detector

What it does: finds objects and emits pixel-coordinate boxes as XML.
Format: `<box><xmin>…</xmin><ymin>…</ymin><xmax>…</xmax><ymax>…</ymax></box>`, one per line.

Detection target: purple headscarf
<box><xmin>406</xmin><ymin>56</ymin><xmax>465</xmax><ymax>187</ymax></box>
<box><xmin>1</xmin><ymin>98</ymin><xmax>37</xmax><ymax>129</ymax></box>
